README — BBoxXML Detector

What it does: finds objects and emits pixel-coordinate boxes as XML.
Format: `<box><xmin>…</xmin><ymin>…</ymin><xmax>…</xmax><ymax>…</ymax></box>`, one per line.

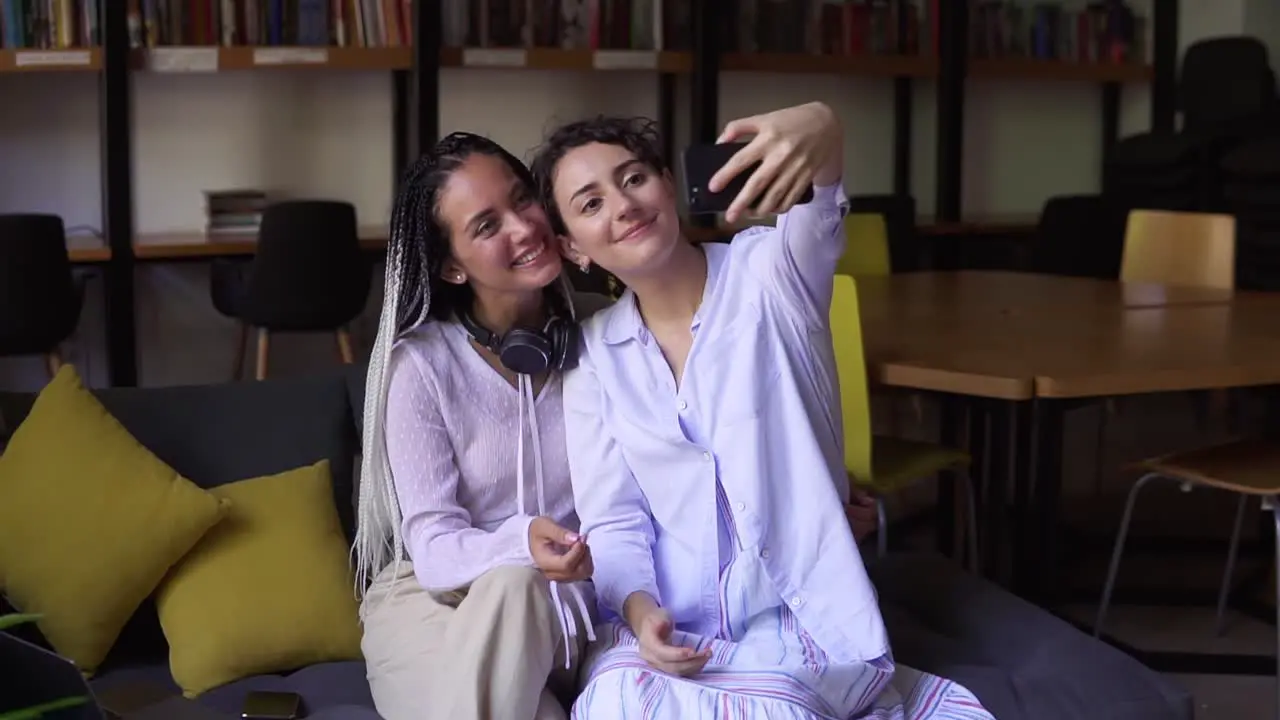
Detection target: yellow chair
<box><xmin>838</xmin><ymin>213</ymin><xmax>928</xmax><ymax>428</ymax></box>
<box><xmin>1120</xmin><ymin>209</ymin><xmax>1236</xmax><ymax>289</ymax></box>
<box><xmin>837</xmin><ymin>213</ymin><xmax>892</xmax><ymax>277</ymax></box>
<box><xmin>829</xmin><ymin>274</ymin><xmax>979</xmax><ymax>570</ymax></box>
<box><xmin>1095</xmin><ymin>209</ymin><xmax>1238</xmax><ymax>488</ymax></box>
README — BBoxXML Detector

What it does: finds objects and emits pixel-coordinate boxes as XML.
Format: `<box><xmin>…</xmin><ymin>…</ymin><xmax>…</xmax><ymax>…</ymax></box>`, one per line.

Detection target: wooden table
<box><xmin>855</xmin><ymin>271</ymin><xmax>1280</xmax><ymax>401</ymax></box>
<box><xmin>853</xmin><ymin>271</ymin><xmax>1280</xmax><ymax>600</ymax></box>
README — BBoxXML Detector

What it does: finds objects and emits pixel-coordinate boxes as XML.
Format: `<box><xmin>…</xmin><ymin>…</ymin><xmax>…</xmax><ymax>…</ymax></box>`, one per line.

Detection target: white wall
<box><xmin>0</xmin><ymin>1</ymin><xmax>1253</xmax><ymax>390</ymax></box>
<box><xmin>1245</xmin><ymin>0</ymin><xmax>1280</xmax><ymax>63</ymax></box>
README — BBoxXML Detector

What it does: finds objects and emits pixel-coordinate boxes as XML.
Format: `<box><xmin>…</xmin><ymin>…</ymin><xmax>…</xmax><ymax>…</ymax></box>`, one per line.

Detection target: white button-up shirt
<box><xmin>563</xmin><ymin>181</ymin><xmax>890</xmax><ymax>663</ymax></box>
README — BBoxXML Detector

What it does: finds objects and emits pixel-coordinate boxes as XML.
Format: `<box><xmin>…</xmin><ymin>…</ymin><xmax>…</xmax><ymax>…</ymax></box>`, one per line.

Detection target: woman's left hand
<box><xmin>846</xmin><ymin>487</ymin><xmax>879</xmax><ymax>542</ymax></box>
<box><xmin>708</xmin><ymin>101</ymin><xmax>843</xmax><ymax>223</ymax></box>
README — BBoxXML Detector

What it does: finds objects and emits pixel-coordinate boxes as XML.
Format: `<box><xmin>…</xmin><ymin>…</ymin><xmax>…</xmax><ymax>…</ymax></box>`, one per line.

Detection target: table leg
<box><xmin>1025</xmin><ymin>398</ymin><xmax>1067</xmax><ymax>604</ymax></box>
<box><xmin>935</xmin><ymin>394</ymin><xmax>967</xmax><ymax>559</ymax></box>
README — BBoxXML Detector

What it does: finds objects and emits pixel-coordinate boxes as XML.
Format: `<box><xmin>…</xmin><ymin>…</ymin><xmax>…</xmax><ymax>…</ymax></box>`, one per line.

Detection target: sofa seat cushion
<box><xmin>868</xmin><ymin>554</ymin><xmax>1193</xmax><ymax>720</ymax></box>
<box><xmin>91</xmin><ymin>661</ymin><xmax>375</xmax><ymax>716</ymax></box>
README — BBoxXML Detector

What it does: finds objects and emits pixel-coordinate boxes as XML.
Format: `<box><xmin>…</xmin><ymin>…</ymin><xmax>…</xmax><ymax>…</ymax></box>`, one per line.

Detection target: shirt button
<box><xmin>735</xmin><ymin>502</ymin><xmax>745</xmax><ymax>512</ymax></box>
<box><xmin>678</xmin><ymin>400</ymin><xmax>688</xmax><ymax>411</ymax></box>
<box><xmin>790</xmin><ymin>596</ymin><xmax>804</xmax><ymax>607</ymax></box>
<box><xmin>760</xmin><ymin>548</ymin><xmax>770</xmax><ymax>559</ymax></box>
<box><xmin>702</xmin><ymin>452</ymin><xmax>712</xmax><ymax>462</ymax></box>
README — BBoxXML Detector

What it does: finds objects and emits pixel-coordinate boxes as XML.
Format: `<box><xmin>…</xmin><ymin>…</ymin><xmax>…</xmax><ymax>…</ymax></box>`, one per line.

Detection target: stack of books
<box><xmin>204</xmin><ymin>189</ymin><xmax>267</xmax><ymax>236</ymax></box>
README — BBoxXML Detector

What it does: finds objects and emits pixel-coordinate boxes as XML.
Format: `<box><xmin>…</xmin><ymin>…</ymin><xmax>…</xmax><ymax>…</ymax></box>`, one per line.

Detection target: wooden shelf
<box><xmin>721</xmin><ymin>52</ymin><xmax>935</xmax><ymax>78</ymax></box>
<box><xmin>969</xmin><ymin>57</ymin><xmax>1153</xmax><ymax>83</ymax></box>
<box><xmin>440</xmin><ymin>47</ymin><xmax>691</xmax><ymax>73</ymax></box>
<box><xmin>0</xmin><ymin>48</ymin><xmax>101</xmax><ymax>72</ymax></box>
<box><xmin>67</xmin><ymin>227</ymin><xmax>390</xmax><ymax>263</ymax></box>
<box><xmin>2</xmin><ymin>46</ymin><xmax>1149</xmax><ymax>85</ymax></box>
<box><xmin>134</xmin><ymin>46</ymin><xmax>411</xmax><ymax>72</ymax></box>
<box><xmin>132</xmin><ymin>227</ymin><xmax>389</xmax><ymax>259</ymax></box>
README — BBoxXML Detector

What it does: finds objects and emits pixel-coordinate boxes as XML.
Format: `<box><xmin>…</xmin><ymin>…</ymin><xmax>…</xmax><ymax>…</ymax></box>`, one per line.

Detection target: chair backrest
<box><xmin>1031</xmin><ymin>194</ymin><xmax>1128</xmax><ymax>279</ymax></box>
<box><xmin>0</xmin><ymin>214</ymin><xmax>79</xmax><ymax>354</ymax></box>
<box><xmin>243</xmin><ymin>200</ymin><xmax>371</xmax><ymax>329</ymax></box>
<box><xmin>1121</xmin><ymin>209</ymin><xmax>1236</xmax><ymax>289</ymax></box>
<box><xmin>1181</xmin><ymin>36</ymin><xmax>1277</xmax><ymax>132</ymax></box>
<box><xmin>847</xmin><ymin>193</ymin><xmax>919</xmax><ymax>272</ymax></box>
<box><xmin>829</xmin><ymin>274</ymin><xmax>873</xmax><ymax>486</ymax></box>
<box><xmin>838</xmin><ymin>213</ymin><xmax>891</xmax><ymax>277</ymax></box>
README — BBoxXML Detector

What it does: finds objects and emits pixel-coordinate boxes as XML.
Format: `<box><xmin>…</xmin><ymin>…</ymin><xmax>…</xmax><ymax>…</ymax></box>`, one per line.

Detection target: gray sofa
<box><xmin>0</xmin><ymin>371</ymin><xmax>1192</xmax><ymax>719</ymax></box>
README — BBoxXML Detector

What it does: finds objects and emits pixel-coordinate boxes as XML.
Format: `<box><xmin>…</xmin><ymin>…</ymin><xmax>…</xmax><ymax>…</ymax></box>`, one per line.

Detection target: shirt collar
<box><xmin>601</xmin><ymin>243</ymin><xmax>729</xmax><ymax>345</ymax></box>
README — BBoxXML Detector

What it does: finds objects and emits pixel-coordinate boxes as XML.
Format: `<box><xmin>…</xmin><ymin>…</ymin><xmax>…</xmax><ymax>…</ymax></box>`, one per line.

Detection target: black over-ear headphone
<box><xmin>459</xmin><ymin>310</ymin><xmax>579</xmax><ymax>376</ymax></box>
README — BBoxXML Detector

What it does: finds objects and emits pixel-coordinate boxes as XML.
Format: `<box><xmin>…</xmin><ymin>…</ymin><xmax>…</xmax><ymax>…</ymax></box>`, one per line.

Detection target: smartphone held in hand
<box><xmin>682</xmin><ymin>142</ymin><xmax>814</xmax><ymax>215</ymax></box>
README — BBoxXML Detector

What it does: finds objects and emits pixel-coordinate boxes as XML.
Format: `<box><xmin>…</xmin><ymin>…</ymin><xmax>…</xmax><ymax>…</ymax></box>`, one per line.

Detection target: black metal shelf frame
<box><xmin>100</xmin><ymin>1</ymin><xmax>135</xmax><ymax>387</ymax></box>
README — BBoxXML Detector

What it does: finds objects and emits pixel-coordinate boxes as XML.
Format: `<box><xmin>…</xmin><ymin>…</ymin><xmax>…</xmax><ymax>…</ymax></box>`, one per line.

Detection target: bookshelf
<box><xmin>968</xmin><ymin>57</ymin><xmax>1154</xmax><ymax>83</ymax></box>
<box><xmin>133</xmin><ymin>45</ymin><xmax>412</xmax><ymax>71</ymax></box>
<box><xmin>0</xmin><ymin>48</ymin><xmax>101</xmax><ymax>72</ymax></box>
<box><xmin>440</xmin><ymin>47</ymin><xmax>692</xmax><ymax>73</ymax></box>
<box><xmin>1</xmin><ymin>0</ymin><xmax>1176</xmax><ymax>387</ymax></box>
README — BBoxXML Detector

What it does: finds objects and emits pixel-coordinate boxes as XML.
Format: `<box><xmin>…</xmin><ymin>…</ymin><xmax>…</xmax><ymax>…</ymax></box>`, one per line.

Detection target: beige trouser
<box><xmin>360</xmin><ymin>563</ymin><xmax>583</xmax><ymax>720</ymax></box>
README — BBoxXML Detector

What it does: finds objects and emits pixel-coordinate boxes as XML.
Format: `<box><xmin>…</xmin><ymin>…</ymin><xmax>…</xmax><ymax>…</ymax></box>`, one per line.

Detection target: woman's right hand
<box><xmin>528</xmin><ymin>516</ymin><xmax>593</xmax><ymax>582</ymax></box>
<box><xmin>623</xmin><ymin>592</ymin><xmax>712</xmax><ymax>677</ymax></box>
<box><xmin>710</xmin><ymin>101</ymin><xmax>843</xmax><ymax>222</ymax></box>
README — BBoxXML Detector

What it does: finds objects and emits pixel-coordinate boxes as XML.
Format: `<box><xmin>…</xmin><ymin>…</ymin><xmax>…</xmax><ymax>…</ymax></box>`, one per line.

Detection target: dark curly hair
<box><xmin>386</xmin><ymin>132</ymin><xmax>542</xmax><ymax>333</ymax></box>
<box><xmin>530</xmin><ymin>115</ymin><xmax>667</xmax><ymax>236</ymax></box>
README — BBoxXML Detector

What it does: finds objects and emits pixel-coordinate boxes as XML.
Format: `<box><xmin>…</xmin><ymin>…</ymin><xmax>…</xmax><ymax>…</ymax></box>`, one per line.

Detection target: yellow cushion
<box><xmin>156</xmin><ymin>460</ymin><xmax>363</xmax><ymax>697</ymax></box>
<box><xmin>856</xmin><ymin>435</ymin><xmax>970</xmax><ymax>493</ymax></box>
<box><xmin>0</xmin><ymin>365</ymin><xmax>228</xmax><ymax>674</ymax></box>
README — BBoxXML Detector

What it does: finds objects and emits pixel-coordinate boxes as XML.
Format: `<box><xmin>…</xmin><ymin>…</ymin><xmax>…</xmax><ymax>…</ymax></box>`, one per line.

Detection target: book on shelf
<box><xmin>440</xmin><ymin>0</ymin><xmax>691</xmax><ymax>51</ymax></box>
<box><xmin>969</xmin><ymin>0</ymin><xmax>1146</xmax><ymax>65</ymax></box>
<box><xmin>204</xmin><ymin>189</ymin><xmax>267</xmax><ymax>236</ymax></box>
<box><xmin>761</xmin><ymin>0</ymin><xmax>926</xmax><ymax>56</ymax></box>
<box><xmin>129</xmin><ymin>0</ymin><xmax>411</xmax><ymax>49</ymax></box>
<box><xmin>1</xmin><ymin>0</ymin><xmax>99</xmax><ymax>50</ymax></box>
<box><xmin>441</xmin><ymin>0</ymin><xmax>930</xmax><ymax>57</ymax></box>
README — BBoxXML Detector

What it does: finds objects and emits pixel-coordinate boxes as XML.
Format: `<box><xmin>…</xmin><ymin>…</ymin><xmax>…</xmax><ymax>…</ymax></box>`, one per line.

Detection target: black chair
<box><xmin>210</xmin><ymin>201</ymin><xmax>371</xmax><ymax>380</ymax></box>
<box><xmin>0</xmin><ymin>214</ymin><xmax>84</xmax><ymax>379</ymax></box>
<box><xmin>1106</xmin><ymin>37</ymin><xmax>1279</xmax><ymax>212</ymax></box>
<box><xmin>847</xmin><ymin>194</ymin><xmax>922</xmax><ymax>272</ymax></box>
<box><xmin>1221</xmin><ymin>136</ymin><xmax>1280</xmax><ymax>292</ymax></box>
<box><xmin>1028</xmin><ymin>194</ymin><xmax>1129</xmax><ymax>279</ymax></box>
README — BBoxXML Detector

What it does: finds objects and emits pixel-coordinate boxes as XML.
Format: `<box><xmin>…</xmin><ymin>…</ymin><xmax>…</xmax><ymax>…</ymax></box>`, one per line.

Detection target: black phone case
<box><xmin>239</xmin><ymin>690</ymin><xmax>302</xmax><ymax>720</ymax></box>
<box><xmin>681</xmin><ymin>142</ymin><xmax>815</xmax><ymax>215</ymax></box>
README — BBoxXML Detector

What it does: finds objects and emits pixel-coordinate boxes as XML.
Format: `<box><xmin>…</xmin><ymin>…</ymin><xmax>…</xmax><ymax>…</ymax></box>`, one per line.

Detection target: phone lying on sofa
<box><xmin>682</xmin><ymin>142</ymin><xmax>814</xmax><ymax>215</ymax></box>
<box><xmin>240</xmin><ymin>690</ymin><xmax>302</xmax><ymax>720</ymax></box>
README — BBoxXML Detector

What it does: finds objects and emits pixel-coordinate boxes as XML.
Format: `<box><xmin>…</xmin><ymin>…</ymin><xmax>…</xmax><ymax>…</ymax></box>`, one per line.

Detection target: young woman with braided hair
<box><xmin>353</xmin><ymin>132</ymin><xmax>610</xmax><ymax>720</ymax></box>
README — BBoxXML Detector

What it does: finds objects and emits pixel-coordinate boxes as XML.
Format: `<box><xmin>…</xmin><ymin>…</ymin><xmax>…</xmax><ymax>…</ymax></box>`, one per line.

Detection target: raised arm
<box><xmin>385</xmin><ymin>348</ymin><xmax>534</xmax><ymax>592</ymax></box>
<box><xmin>561</xmin><ymin>348</ymin><xmax>660</xmax><ymax>621</ymax></box>
<box><xmin>711</xmin><ymin>102</ymin><xmax>849</xmax><ymax>324</ymax></box>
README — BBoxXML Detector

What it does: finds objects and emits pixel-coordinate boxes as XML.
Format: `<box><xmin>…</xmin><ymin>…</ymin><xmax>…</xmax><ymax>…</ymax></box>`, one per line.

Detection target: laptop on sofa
<box><xmin>0</xmin><ymin>630</ymin><xmax>105</xmax><ymax>719</ymax></box>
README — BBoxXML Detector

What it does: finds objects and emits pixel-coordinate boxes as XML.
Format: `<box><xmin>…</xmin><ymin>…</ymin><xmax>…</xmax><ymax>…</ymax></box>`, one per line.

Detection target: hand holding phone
<box><xmin>693</xmin><ymin>103</ymin><xmax>842</xmax><ymax>222</ymax></box>
<box><xmin>683</xmin><ymin>143</ymin><xmax>814</xmax><ymax>217</ymax></box>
